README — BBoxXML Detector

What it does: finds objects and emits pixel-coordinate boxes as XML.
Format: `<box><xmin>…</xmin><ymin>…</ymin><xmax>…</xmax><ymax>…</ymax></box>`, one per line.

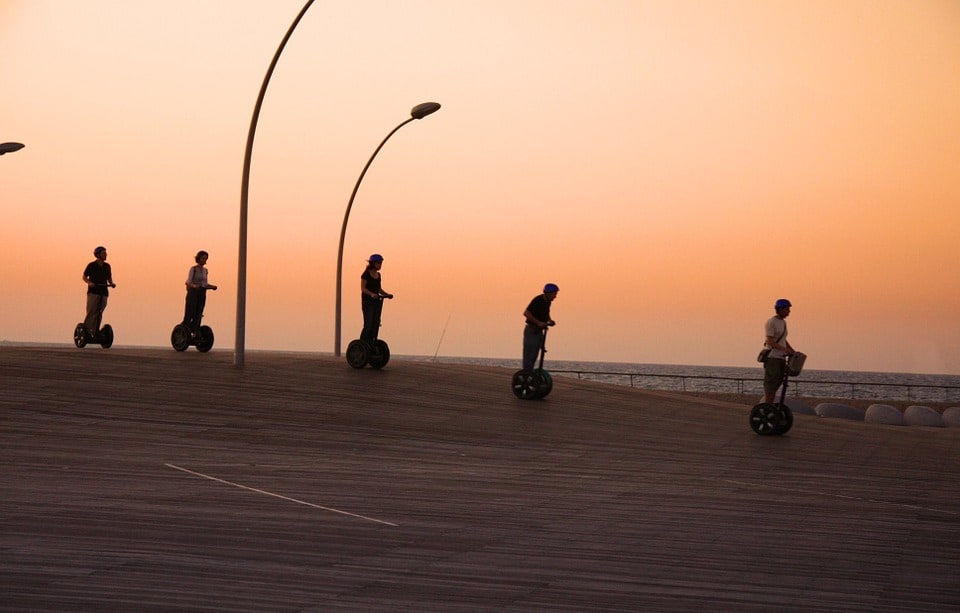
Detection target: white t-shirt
<box><xmin>186</xmin><ymin>265</ymin><xmax>208</xmax><ymax>288</ymax></box>
<box><xmin>764</xmin><ymin>316</ymin><xmax>788</xmax><ymax>359</ymax></box>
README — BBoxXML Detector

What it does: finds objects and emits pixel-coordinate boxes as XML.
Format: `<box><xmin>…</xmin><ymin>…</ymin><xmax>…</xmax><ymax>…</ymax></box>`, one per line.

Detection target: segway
<box><xmin>171</xmin><ymin>287</ymin><xmax>216</xmax><ymax>352</ymax></box>
<box><xmin>74</xmin><ymin>284</ymin><xmax>115</xmax><ymax>348</ymax></box>
<box><xmin>346</xmin><ymin>338</ymin><xmax>390</xmax><ymax>369</ymax></box>
<box><xmin>750</xmin><ymin>352</ymin><xmax>806</xmax><ymax>435</ymax></box>
<box><xmin>346</xmin><ymin>294</ymin><xmax>392</xmax><ymax>369</ymax></box>
<box><xmin>73</xmin><ymin>322</ymin><xmax>114</xmax><ymax>349</ymax></box>
<box><xmin>512</xmin><ymin>326</ymin><xmax>554</xmax><ymax>399</ymax></box>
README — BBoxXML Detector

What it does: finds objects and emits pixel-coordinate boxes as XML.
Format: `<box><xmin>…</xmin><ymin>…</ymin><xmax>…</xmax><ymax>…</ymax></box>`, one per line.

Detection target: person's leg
<box><xmin>96</xmin><ymin>296</ymin><xmax>108</xmax><ymax>333</ymax></box>
<box><xmin>84</xmin><ymin>294</ymin><xmax>106</xmax><ymax>335</ymax></box>
<box><xmin>370</xmin><ymin>300</ymin><xmax>384</xmax><ymax>342</ymax></box>
<box><xmin>522</xmin><ymin>325</ymin><xmax>541</xmax><ymax>370</ymax></box>
<box><xmin>763</xmin><ymin>358</ymin><xmax>785</xmax><ymax>403</ymax></box>
<box><xmin>360</xmin><ymin>301</ymin><xmax>377</xmax><ymax>344</ymax></box>
<box><xmin>183</xmin><ymin>290</ymin><xmax>198</xmax><ymax>327</ymax></box>
<box><xmin>196</xmin><ymin>291</ymin><xmax>207</xmax><ymax>328</ymax></box>
<box><xmin>84</xmin><ymin>294</ymin><xmax>98</xmax><ymax>334</ymax></box>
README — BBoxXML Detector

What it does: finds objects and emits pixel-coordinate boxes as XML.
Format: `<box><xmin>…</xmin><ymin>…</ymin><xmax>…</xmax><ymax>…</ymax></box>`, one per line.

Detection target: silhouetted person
<box><xmin>82</xmin><ymin>246</ymin><xmax>115</xmax><ymax>336</ymax></box>
<box><xmin>763</xmin><ymin>298</ymin><xmax>796</xmax><ymax>403</ymax></box>
<box><xmin>360</xmin><ymin>254</ymin><xmax>393</xmax><ymax>345</ymax></box>
<box><xmin>522</xmin><ymin>283</ymin><xmax>558</xmax><ymax>370</ymax></box>
<box><xmin>182</xmin><ymin>250</ymin><xmax>217</xmax><ymax>333</ymax></box>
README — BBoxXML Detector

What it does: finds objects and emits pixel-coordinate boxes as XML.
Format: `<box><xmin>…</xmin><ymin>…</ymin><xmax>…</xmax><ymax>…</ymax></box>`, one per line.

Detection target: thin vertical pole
<box><xmin>236</xmin><ymin>0</ymin><xmax>317</xmax><ymax>367</ymax></box>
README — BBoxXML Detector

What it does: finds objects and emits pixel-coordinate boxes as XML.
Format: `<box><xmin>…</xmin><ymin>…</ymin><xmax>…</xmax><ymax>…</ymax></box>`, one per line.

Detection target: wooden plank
<box><xmin>1</xmin><ymin>347</ymin><xmax>958</xmax><ymax>611</ymax></box>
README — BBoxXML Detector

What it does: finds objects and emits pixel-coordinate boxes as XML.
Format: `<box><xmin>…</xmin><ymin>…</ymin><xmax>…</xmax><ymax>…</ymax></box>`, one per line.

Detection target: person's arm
<box><xmin>360</xmin><ymin>277</ymin><xmax>377</xmax><ymax>299</ymax></box>
<box><xmin>524</xmin><ymin>308</ymin><xmax>550</xmax><ymax>328</ymax></box>
<box><xmin>201</xmin><ymin>267</ymin><xmax>216</xmax><ymax>290</ymax></box>
<box><xmin>186</xmin><ymin>267</ymin><xmax>199</xmax><ymax>290</ymax></box>
<box><xmin>765</xmin><ymin>334</ymin><xmax>791</xmax><ymax>354</ymax></box>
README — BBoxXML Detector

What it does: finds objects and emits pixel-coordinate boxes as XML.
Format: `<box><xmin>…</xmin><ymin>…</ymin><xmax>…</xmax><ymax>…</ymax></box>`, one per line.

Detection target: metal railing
<box><xmin>549</xmin><ymin>370</ymin><xmax>960</xmax><ymax>404</ymax></box>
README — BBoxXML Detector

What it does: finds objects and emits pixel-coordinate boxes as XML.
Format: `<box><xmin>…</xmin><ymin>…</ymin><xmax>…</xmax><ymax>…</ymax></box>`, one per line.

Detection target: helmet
<box><xmin>543</xmin><ymin>283</ymin><xmax>559</xmax><ymax>294</ymax></box>
<box><xmin>93</xmin><ymin>246</ymin><xmax>106</xmax><ymax>255</ymax></box>
<box><xmin>775</xmin><ymin>298</ymin><xmax>792</xmax><ymax>310</ymax></box>
<box><xmin>368</xmin><ymin>253</ymin><xmax>384</xmax><ymax>262</ymax></box>
<box><xmin>195</xmin><ymin>250</ymin><xmax>208</xmax><ymax>263</ymax></box>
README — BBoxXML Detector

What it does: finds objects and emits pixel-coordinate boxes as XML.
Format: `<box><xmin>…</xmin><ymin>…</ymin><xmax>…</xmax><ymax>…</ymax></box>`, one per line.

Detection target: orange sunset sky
<box><xmin>2</xmin><ymin>0</ymin><xmax>958</xmax><ymax>374</ymax></box>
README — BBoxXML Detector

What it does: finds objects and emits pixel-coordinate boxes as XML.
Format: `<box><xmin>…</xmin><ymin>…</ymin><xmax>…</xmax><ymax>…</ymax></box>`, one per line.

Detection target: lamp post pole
<box><xmin>334</xmin><ymin>102</ymin><xmax>441</xmax><ymax>357</ymax></box>
<box><xmin>235</xmin><ymin>0</ymin><xmax>316</xmax><ymax>367</ymax></box>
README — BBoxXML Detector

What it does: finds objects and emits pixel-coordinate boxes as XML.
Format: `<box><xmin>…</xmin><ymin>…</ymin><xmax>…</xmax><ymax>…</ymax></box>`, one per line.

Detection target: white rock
<box><xmin>942</xmin><ymin>407</ymin><xmax>960</xmax><ymax>427</ymax></box>
<box><xmin>864</xmin><ymin>404</ymin><xmax>905</xmax><ymax>426</ymax></box>
<box><xmin>903</xmin><ymin>405</ymin><xmax>944</xmax><ymax>427</ymax></box>
<box><xmin>815</xmin><ymin>402</ymin><xmax>865</xmax><ymax>421</ymax></box>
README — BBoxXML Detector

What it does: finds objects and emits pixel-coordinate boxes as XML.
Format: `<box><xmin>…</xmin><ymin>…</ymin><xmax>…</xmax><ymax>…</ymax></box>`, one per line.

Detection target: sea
<box><xmin>405</xmin><ymin>355</ymin><xmax>960</xmax><ymax>404</ymax></box>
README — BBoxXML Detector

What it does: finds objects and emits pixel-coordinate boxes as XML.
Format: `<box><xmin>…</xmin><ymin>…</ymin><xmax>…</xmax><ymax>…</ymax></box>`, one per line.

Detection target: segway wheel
<box><xmin>196</xmin><ymin>325</ymin><xmax>215</xmax><ymax>353</ymax></box>
<box><xmin>346</xmin><ymin>339</ymin><xmax>369</xmax><ymax>369</ymax></box>
<box><xmin>73</xmin><ymin>323</ymin><xmax>88</xmax><ymax>348</ymax></box>
<box><xmin>171</xmin><ymin>324</ymin><xmax>191</xmax><ymax>352</ymax></box>
<box><xmin>512</xmin><ymin>369</ymin><xmax>543</xmax><ymax>399</ymax></box>
<box><xmin>771</xmin><ymin>403</ymin><xmax>794</xmax><ymax>435</ymax></box>
<box><xmin>99</xmin><ymin>324</ymin><xmax>114</xmax><ymax>349</ymax></box>
<box><xmin>535</xmin><ymin>369</ymin><xmax>553</xmax><ymax>398</ymax></box>
<box><xmin>368</xmin><ymin>340</ymin><xmax>390</xmax><ymax>369</ymax></box>
<box><xmin>750</xmin><ymin>402</ymin><xmax>785</xmax><ymax>435</ymax></box>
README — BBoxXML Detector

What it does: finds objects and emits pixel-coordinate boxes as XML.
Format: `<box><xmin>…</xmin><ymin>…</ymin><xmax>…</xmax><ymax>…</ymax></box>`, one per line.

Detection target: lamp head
<box><xmin>410</xmin><ymin>102</ymin><xmax>441</xmax><ymax>120</ymax></box>
<box><xmin>0</xmin><ymin>142</ymin><xmax>25</xmax><ymax>156</ymax></box>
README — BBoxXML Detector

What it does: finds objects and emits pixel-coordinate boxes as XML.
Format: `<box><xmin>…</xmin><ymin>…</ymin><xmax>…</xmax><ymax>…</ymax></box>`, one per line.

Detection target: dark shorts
<box><xmin>763</xmin><ymin>358</ymin><xmax>787</xmax><ymax>394</ymax></box>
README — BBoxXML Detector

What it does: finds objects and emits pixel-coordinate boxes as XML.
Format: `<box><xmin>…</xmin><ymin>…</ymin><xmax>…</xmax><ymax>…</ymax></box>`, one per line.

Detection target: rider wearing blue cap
<box><xmin>763</xmin><ymin>298</ymin><xmax>796</xmax><ymax>403</ymax></box>
<box><xmin>82</xmin><ymin>246</ymin><xmax>116</xmax><ymax>336</ymax></box>
<box><xmin>522</xmin><ymin>283</ymin><xmax>559</xmax><ymax>370</ymax></box>
<box><xmin>360</xmin><ymin>254</ymin><xmax>393</xmax><ymax>345</ymax></box>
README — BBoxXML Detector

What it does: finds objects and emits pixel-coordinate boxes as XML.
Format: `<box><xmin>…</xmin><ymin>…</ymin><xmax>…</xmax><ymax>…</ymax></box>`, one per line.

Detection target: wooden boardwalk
<box><xmin>2</xmin><ymin>346</ymin><xmax>959</xmax><ymax>612</ymax></box>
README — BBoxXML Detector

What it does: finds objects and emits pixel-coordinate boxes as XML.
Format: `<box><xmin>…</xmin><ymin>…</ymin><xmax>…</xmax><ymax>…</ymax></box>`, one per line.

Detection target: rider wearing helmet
<box><xmin>521</xmin><ymin>283</ymin><xmax>559</xmax><ymax>370</ymax></box>
<box><xmin>360</xmin><ymin>253</ymin><xmax>393</xmax><ymax>345</ymax></box>
<box><xmin>763</xmin><ymin>298</ymin><xmax>796</xmax><ymax>403</ymax></box>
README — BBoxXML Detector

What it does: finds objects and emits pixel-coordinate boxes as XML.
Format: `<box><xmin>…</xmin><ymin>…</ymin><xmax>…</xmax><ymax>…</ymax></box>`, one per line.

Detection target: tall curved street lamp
<box><xmin>0</xmin><ymin>142</ymin><xmax>25</xmax><ymax>155</ymax></box>
<box><xmin>334</xmin><ymin>102</ymin><xmax>441</xmax><ymax>356</ymax></box>
<box><xmin>235</xmin><ymin>0</ymin><xmax>316</xmax><ymax>367</ymax></box>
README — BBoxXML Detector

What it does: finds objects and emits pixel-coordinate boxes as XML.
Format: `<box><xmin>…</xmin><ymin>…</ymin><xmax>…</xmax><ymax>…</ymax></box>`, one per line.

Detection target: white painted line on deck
<box><xmin>724</xmin><ymin>479</ymin><xmax>957</xmax><ymax>516</ymax></box>
<box><xmin>165</xmin><ymin>463</ymin><xmax>398</xmax><ymax>527</ymax></box>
